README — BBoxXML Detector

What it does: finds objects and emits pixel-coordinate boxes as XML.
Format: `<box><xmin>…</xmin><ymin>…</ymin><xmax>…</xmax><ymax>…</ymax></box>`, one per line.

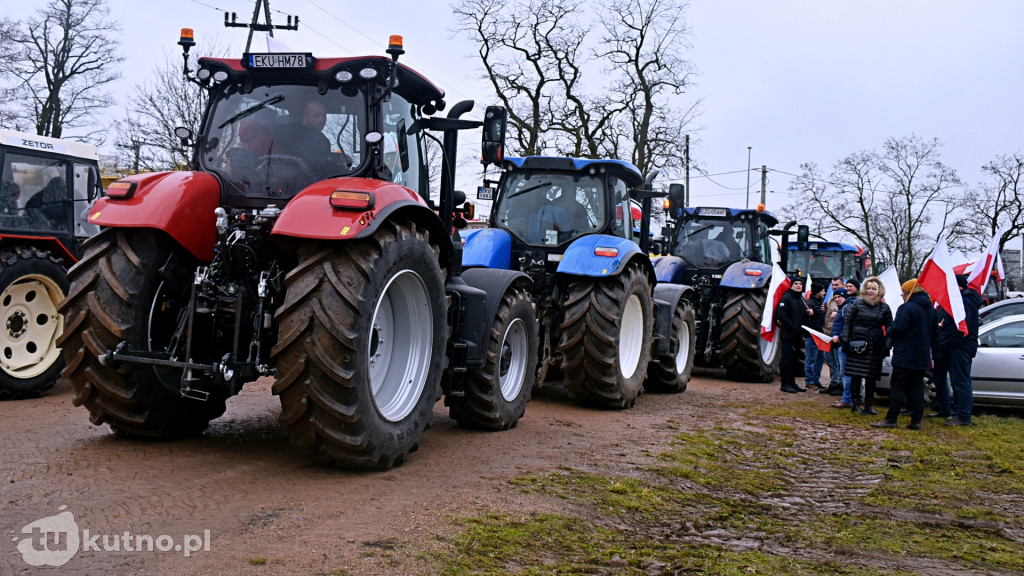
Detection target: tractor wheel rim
<box><xmin>674</xmin><ymin>320</ymin><xmax>691</xmax><ymax>374</ymax></box>
<box><xmin>498</xmin><ymin>318</ymin><xmax>528</xmax><ymax>402</ymax></box>
<box><xmin>369</xmin><ymin>270</ymin><xmax>432</xmax><ymax>422</ymax></box>
<box><xmin>0</xmin><ymin>276</ymin><xmax>64</xmax><ymax>378</ymax></box>
<box><xmin>618</xmin><ymin>294</ymin><xmax>643</xmax><ymax>379</ymax></box>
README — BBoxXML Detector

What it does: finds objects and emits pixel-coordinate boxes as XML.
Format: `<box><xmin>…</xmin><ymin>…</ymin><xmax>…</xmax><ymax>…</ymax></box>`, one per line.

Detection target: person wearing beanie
<box><xmin>846</xmin><ymin>278</ymin><xmax>861</xmax><ymax>293</ymax></box>
<box><xmin>820</xmin><ymin>279</ymin><xmax>846</xmax><ymax>396</ymax></box>
<box><xmin>776</xmin><ymin>277</ymin><xmax>808</xmax><ymax>393</ymax></box>
<box><xmin>803</xmin><ymin>281</ymin><xmax>828</xmax><ymax>389</ymax></box>
<box><xmin>872</xmin><ymin>277</ymin><xmax>936</xmax><ymax>430</ymax></box>
<box><xmin>841</xmin><ymin>276</ymin><xmax>892</xmax><ymax>415</ymax></box>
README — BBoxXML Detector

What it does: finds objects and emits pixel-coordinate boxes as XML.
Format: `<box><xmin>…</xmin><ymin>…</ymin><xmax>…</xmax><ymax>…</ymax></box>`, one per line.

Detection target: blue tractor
<box><xmin>462</xmin><ymin>156</ymin><xmax>696</xmax><ymax>408</ymax></box>
<box><xmin>786</xmin><ymin>234</ymin><xmax>865</xmax><ymax>283</ymax></box>
<box><xmin>656</xmin><ymin>191</ymin><xmax>787</xmax><ymax>383</ymax></box>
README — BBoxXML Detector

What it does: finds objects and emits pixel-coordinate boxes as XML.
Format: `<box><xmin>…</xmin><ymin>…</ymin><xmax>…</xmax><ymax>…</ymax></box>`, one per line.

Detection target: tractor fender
<box><xmin>87</xmin><ymin>171</ymin><xmax>220</xmax><ymax>261</ymax></box>
<box><xmin>462</xmin><ymin>228</ymin><xmax>512</xmax><ymax>269</ymax></box>
<box><xmin>555</xmin><ymin>235</ymin><xmax>654</xmax><ymax>280</ymax></box>
<box><xmin>271</xmin><ymin>177</ymin><xmax>452</xmax><ymax>268</ymax></box>
<box><xmin>720</xmin><ymin>260</ymin><xmax>773</xmax><ymax>290</ymax></box>
<box><xmin>457</xmin><ymin>268</ymin><xmax>533</xmax><ymax>368</ymax></box>
<box><xmin>652</xmin><ymin>255</ymin><xmax>687</xmax><ymax>284</ymax></box>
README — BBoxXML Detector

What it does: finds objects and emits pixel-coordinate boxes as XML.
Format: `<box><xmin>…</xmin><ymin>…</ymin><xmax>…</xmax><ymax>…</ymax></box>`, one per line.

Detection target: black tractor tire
<box><xmin>644</xmin><ymin>298</ymin><xmax>696</xmax><ymax>393</ymax></box>
<box><xmin>449</xmin><ymin>285</ymin><xmax>538</xmax><ymax>430</ymax></box>
<box><xmin>0</xmin><ymin>247</ymin><xmax>69</xmax><ymax>399</ymax></box>
<box><xmin>57</xmin><ymin>229</ymin><xmax>228</xmax><ymax>437</ymax></box>
<box><xmin>720</xmin><ymin>287</ymin><xmax>779</xmax><ymax>383</ymax></box>
<box><xmin>272</xmin><ymin>220</ymin><xmax>447</xmax><ymax>470</ymax></box>
<box><xmin>559</xmin><ymin>263</ymin><xmax>653</xmax><ymax>409</ymax></box>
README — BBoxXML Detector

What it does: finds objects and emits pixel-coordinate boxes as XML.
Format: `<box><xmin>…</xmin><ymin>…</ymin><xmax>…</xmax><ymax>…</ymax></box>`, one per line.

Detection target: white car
<box><xmin>877</xmin><ymin>314</ymin><xmax>1024</xmax><ymax>407</ymax></box>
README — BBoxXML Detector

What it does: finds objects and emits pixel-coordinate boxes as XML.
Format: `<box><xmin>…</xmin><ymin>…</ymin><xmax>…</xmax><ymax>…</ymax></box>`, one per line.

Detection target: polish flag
<box><xmin>877</xmin><ymin>265</ymin><xmax>903</xmax><ymax>319</ymax></box>
<box><xmin>760</xmin><ymin>262</ymin><xmax>792</xmax><ymax>343</ymax></box>
<box><xmin>967</xmin><ymin>230</ymin><xmax>1003</xmax><ymax>293</ymax></box>
<box><xmin>917</xmin><ymin>236</ymin><xmax>967</xmax><ymax>335</ymax></box>
<box><xmin>803</xmin><ymin>274</ymin><xmax>813</xmax><ymax>299</ymax></box>
<box><xmin>802</xmin><ymin>325</ymin><xmax>833</xmax><ymax>352</ymax></box>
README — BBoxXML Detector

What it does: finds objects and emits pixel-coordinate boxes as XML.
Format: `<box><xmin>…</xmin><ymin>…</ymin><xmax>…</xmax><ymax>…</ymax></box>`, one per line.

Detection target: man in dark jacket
<box><xmin>871</xmin><ymin>279</ymin><xmax>936</xmax><ymax>429</ymax></box>
<box><xmin>777</xmin><ymin>276</ymin><xmax>808</xmax><ymax>393</ymax></box>
<box><xmin>946</xmin><ymin>275</ymin><xmax>983</xmax><ymax>426</ymax></box>
<box><xmin>803</xmin><ymin>282</ymin><xmax>827</xmax><ymax>389</ymax></box>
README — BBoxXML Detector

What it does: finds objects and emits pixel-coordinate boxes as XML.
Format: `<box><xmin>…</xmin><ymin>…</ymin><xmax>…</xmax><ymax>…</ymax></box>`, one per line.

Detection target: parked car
<box><xmin>980</xmin><ymin>298</ymin><xmax>1024</xmax><ymax>325</ymax></box>
<box><xmin>877</xmin><ymin>314</ymin><xmax>1024</xmax><ymax>407</ymax></box>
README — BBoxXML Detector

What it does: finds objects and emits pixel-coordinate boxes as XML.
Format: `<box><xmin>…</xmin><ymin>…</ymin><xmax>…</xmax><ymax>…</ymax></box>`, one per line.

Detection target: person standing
<box><xmin>946</xmin><ymin>275</ymin><xmax>983</xmax><ymax>426</ymax></box>
<box><xmin>803</xmin><ymin>282</ymin><xmax>827</xmax><ymax>389</ymax></box>
<box><xmin>871</xmin><ymin>279</ymin><xmax>936</xmax><ymax>429</ymax></box>
<box><xmin>820</xmin><ymin>278</ymin><xmax>846</xmax><ymax>396</ymax></box>
<box><xmin>926</xmin><ymin>306</ymin><xmax>953</xmax><ymax>418</ymax></box>
<box><xmin>841</xmin><ymin>277</ymin><xmax>892</xmax><ymax>415</ymax></box>
<box><xmin>776</xmin><ymin>276</ymin><xmax>808</xmax><ymax>393</ymax></box>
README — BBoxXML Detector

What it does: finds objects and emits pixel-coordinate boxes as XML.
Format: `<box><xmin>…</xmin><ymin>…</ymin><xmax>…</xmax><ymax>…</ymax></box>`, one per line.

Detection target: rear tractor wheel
<box><xmin>644</xmin><ymin>298</ymin><xmax>696</xmax><ymax>393</ymax></box>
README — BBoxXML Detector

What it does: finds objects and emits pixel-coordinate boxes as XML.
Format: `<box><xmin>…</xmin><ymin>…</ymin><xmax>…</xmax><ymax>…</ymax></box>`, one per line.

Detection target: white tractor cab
<box><xmin>0</xmin><ymin>129</ymin><xmax>103</xmax><ymax>398</ymax></box>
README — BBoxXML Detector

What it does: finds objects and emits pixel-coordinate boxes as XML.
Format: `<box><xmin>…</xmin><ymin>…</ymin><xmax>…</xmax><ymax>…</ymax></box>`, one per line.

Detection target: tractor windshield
<box><xmin>787</xmin><ymin>249</ymin><xmax>858</xmax><ymax>280</ymax></box>
<box><xmin>493</xmin><ymin>171</ymin><xmax>605</xmax><ymax>246</ymax></box>
<box><xmin>201</xmin><ymin>83</ymin><xmax>367</xmax><ymax>198</ymax></box>
<box><xmin>672</xmin><ymin>217</ymin><xmax>752</xmax><ymax>268</ymax></box>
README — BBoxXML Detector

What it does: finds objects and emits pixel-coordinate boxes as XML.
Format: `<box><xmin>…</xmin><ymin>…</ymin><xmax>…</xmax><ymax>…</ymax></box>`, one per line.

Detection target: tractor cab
<box><xmin>187</xmin><ymin>39</ymin><xmax>445</xmax><ymax>208</ymax></box>
<box><xmin>489</xmin><ymin>157</ymin><xmax>643</xmax><ymax>258</ymax></box>
<box><xmin>786</xmin><ymin>241</ymin><xmax>862</xmax><ymax>282</ymax></box>
<box><xmin>666</xmin><ymin>207</ymin><xmax>777</xmax><ymax>280</ymax></box>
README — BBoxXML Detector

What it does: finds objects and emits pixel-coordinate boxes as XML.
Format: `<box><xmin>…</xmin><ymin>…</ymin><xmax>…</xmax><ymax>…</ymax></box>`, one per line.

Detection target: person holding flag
<box><xmin>776</xmin><ymin>276</ymin><xmax>809</xmax><ymax>393</ymax></box>
<box><xmin>944</xmin><ymin>275</ymin><xmax>983</xmax><ymax>426</ymax></box>
<box><xmin>820</xmin><ymin>278</ymin><xmax>845</xmax><ymax>396</ymax></box>
<box><xmin>803</xmin><ymin>282</ymin><xmax>828</xmax><ymax>389</ymax></box>
<box><xmin>871</xmin><ymin>278</ymin><xmax>936</xmax><ymax>430</ymax></box>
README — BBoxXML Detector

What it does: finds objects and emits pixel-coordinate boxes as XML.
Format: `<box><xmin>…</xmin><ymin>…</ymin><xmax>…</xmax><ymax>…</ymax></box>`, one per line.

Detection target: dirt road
<box><xmin>2</xmin><ymin>370</ymin><xmax>765</xmax><ymax>575</ymax></box>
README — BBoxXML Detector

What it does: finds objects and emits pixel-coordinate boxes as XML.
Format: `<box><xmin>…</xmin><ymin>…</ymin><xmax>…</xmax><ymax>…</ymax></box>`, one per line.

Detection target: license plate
<box><xmin>477</xmin><ymin>186</ymin><xmax>494</xmax><ymax>200</ymax></box>
<box><xmin>697</xmin><ymin>207</ymin><xmax>728</xmax><ymax>217</ymax></box>
<box><xmin>248</xmin><ymin>53</ymin><xmax>311</xmax><ymax>68</ymax></box>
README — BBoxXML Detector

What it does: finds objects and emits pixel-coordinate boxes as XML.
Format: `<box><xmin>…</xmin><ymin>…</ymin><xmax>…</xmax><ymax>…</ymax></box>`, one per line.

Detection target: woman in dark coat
<box><xmin>841</xmin><ymin>276</ymin><xmax>893</xmax><ymax>415</ymax></box>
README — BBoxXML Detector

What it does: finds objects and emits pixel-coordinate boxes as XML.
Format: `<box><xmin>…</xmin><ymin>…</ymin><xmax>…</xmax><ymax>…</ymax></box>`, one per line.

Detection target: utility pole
<box><xmin>760</xmin><ymin>165</ymin><xmax>767</xmax><ymax>207</ymax></box>
<box><xmin>224</xmin><ymin>0</ymin><xmax>299</xmax><ymax>52</ymax></box>
<box><xmin>684</xmin><ymin>134</ymin><xmax>690</xmax><ymax>206</ymax></box>
<box><xmin>745</xmin><ymin>146</ymin><xmax>752</xmax><ymax>209</ymax></box>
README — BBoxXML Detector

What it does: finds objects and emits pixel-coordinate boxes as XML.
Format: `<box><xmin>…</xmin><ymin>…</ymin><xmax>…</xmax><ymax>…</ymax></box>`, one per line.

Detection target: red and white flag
<box><xmin>918</xmin><ymin>236</ymin><xmax>967</xmax><ymax>335</ymax></box>
<box><xmin>803</xmin><ymin>274</ymin><xmax>813</xmax><ymax>299</ymax></box>
<box><xmin>760</xmin><ymin>262</ymin><xmax>792</xmax><ymax>343</ymax></box>
<box><xmin>802</xmin><ymin>325</ymin><xmax>833</xmax><ymax>352</ymax></box>
<box><xmin>967</xmin><ymin>229</ymin><xmax>1004</xmax><ymax>293</ymax></box>
<box><xmin>877</xmin><ymin>265</ymin><xmax>903</xmax><ymax>319</ymax></box>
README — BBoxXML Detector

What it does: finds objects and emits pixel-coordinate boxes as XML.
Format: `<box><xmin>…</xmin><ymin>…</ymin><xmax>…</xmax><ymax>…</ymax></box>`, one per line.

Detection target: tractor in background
<box><xmin>463</xmin><ymin>156</ymin><xmax>696</xmax><ymax>409</ymax></box>
<box><xmin>57</xmin><ymin>33</ymin><xmax>536</xmax><ymax>470</ymax></box>
<box><xmin>0</xmin><ymin>129</ymin><xmax>103</xmax><ymax>399</ymax></box>
<box><xmin>656</xmin><ymin>188</ymin><xmax>794</xmax><ymax>382</ymax></box>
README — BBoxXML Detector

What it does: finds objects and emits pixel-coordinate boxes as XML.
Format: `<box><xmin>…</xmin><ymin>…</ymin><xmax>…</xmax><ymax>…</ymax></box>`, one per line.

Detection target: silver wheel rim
<box><xmin>674</xmin><ymin>317</ymin><xmax>691</xmax><ymax>375</ymax></box>
<box><xmin>618</xmin><ymin>294</ymin><xmax>644</xmax><ymax>379</ymax></box>
<box><xmin>369</xmin><ymin>270</ymin><xmax>432</xmax><ymax>422</ymax></box>
<box><xmin>498</xmin><ymin>317</ymin><xmax>528</xmax><ymax>402</ymax></box>
<box><xmin>0</xmin><ymin>275</ymin><xmax>64</xmax><ymax>379</ymax></box>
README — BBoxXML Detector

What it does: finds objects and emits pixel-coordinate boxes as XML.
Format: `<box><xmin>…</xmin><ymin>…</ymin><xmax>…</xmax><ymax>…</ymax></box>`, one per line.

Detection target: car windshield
<box><xmin>673</xmin><ymin>217</ymin><xmax>751</xmax><ymax>267</ymax></box>
<box><xmin>493</xmin><ymin>171</ymin><xmax>605</xmax><ymax>246</ymax></box>
<box><xmin>201</xmin><ymin>83</ymin><xmax>367</xmax><ymax>199</ymax></box>
<box><xmin>787</xmin><ymin>250</ymin><xmax>857</xmax><ymax>279</ymax></box>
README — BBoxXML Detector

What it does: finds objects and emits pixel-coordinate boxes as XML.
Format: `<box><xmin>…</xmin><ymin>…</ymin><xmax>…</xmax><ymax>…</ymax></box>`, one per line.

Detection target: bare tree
<box><xmin>956</xmin><ymin>153</ymin><xmax>1024</xmax><ymax>256</ymax></box>
<box><xmin>0</xmin><ymin>0</ymin><xmax>122</xmax><ymax>140</ymax></box>
<box><xmin>597</xmin><ymin>0</ymin><xmax>700</xmax><ymax>180</ymax></box>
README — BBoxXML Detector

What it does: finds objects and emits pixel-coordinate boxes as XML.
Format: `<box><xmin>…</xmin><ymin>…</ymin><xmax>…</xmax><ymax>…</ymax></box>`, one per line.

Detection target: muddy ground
<box><xmin>0</xmin><ymin>370</ymin><xmax>1018</xmax><ymax>575</ymax></box>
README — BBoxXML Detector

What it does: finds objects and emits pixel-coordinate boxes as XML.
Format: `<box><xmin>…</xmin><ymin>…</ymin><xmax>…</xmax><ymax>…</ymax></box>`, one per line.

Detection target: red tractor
<box><xmin>57</xmin><ymin>33</ymin><xmax>537</xmax><ymax>470</ymax></box>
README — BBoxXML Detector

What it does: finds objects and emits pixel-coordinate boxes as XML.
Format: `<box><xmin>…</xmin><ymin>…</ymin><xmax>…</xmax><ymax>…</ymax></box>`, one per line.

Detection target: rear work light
<box><xmin>330</xmin><ymin>190</ymin><xmax>375</xmax><ymax>210</ymax></box>
<box><xmin>105</xmin><ymin>181</ymin><xmax>138</xmax><ymax>199</ymax></box>
<box><xmin>594</xmin><ymin>246</ymin><xmax>618</xmax><ymax>258</ymax></box>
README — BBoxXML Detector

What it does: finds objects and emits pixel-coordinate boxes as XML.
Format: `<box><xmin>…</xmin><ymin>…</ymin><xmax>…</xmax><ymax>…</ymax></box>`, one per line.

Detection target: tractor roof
<box><xmin>788</xmin><ymin>241</ymin><xmax>859</xmax><ymax>252</ymax></box>
<box><xmin>503</xmin><ymin>156</ymin><xmax>644</xmax><ymax>188</ymax></box>
<box><xmin>682</xmin><ymin>206</ymin><xmax>780</xmax><ymax>227</ymax></box>
<box><xmin>197</xmin><ymin>55</ymin><xmax>445</xmax><ymax>106</ymax></box>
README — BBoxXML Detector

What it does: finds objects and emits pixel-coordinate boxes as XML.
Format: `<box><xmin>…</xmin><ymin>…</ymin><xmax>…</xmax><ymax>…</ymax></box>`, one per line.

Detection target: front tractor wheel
<box><xmin>560</xmin><ymin>263</ymin><xmax>653</xmax><ymax>409</ymax></box>
<box><xmin>57</xmin><ymin>229</ymin><xmax>228</xmax><ymax>436</ymax></box>
<box><xmin>0</xmin><ymin>247</ymin><xmax>69</xmax><ymax>399</ymax></box>
<box><xmin>272</xmin><ymin>220</ymin><xmax>446</xmax><ymax>470</ymax></box>
<box><xmin>449</xmin><ymin>285</ymin><xmax>538</xmax><ymax>430</ymax></box>
<box><xmin>720</xmin><ymin>287</ymin><xmax>779</xmax><ymax>382</ymax></box>
<box><xmin>644</xmin><ymin>299</ymin><xmax>696</xmax><ymax>393</ymax></box>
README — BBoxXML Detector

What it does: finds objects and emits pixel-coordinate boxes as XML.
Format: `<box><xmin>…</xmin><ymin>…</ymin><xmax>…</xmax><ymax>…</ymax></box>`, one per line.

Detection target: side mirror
<box><xmin>797</xmin><ymin>224</ymin><xmax>809</xmax><ymax>246</ymax></box>
<box><xmin>668</xmin><ymin>183</ymin><xmax>685</xmax><ymax>209</ymax></box>
<box><xmin>88</xmin><ymin>165</ymin><xmax>102</xmax><ymax>201</ymax></box>
<box><xmin>481</xmin><ymin>105</ymin><xmax>507</xmax><ymax>166</ymax></box>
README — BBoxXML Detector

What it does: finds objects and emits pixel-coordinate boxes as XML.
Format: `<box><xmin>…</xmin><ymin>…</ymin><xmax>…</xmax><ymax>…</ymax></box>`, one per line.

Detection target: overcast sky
<box><xmin>8</xmin><ymin>0</ymin><xmax>1023</xmax><ymax>250</ymax></box>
